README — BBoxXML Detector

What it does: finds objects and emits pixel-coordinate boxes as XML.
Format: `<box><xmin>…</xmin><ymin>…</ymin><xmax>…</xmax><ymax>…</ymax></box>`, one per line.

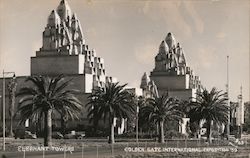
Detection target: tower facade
<box><xmin>29</xmin><ymin>0</ymin><xmax>117</xmax><ymax>129</ymax></box>
<box><xmin>140</xmin><ymin>32</ymin><xmax>203</xmax><ymax>134</ymax></box>
<box><xmin>31</xmin><ymin>0</ymin><xmax>116</xmax><ymax>93</ymax></box>
<box><xmin>141</xmin><ymin>32</ymin><xmax>202</xmax><ymax>101</ymax></box>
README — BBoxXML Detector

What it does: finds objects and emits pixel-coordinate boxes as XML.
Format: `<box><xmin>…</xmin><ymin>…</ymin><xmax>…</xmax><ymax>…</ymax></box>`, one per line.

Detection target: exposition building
<box><xmin>0</xmin><ymin>0</ymin><xmax>118</xmax><ymax>134</ymax></box>
<box><xmin>140</xmin><ymin>33</ymin><xmax>202</xmax><ymax>101</ymax></box>
<box><xmin>140</xmin><ymin>33</ymin><xmax>203</xmax><ymax>134</ymax></box>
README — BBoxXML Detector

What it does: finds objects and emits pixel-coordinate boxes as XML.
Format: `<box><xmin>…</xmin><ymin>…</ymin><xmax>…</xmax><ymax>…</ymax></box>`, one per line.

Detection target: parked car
<box><xmin>64</xmin><ymin>131</ymin><xmax>85</xmax><ymax>139</ymax></box>
<box><xmin>64</xmin><ymin>133</ymin><xmax>76</xmax><ymax>139</ymax></box>
<box><xmin>75</xmin><ymin>131</ymin><xmax>85</xmax><ymax>139</ymax></box>
<box><xmin>24</xmin><ymin>131</ymin><xmax>37</xmax><ymax>139</ymax></box>
<box><xmin>14</xmin><ymin>129</ymin><xmax>37</xmax><ymax>139</ymax></box>
<box><xmin>52</xmin><ymin>132</ymin><xmax>64</xmax><ymax>139</ymax></box>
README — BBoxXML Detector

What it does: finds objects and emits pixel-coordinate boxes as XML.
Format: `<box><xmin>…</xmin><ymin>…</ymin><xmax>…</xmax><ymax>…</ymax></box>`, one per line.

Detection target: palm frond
<box><xmin>189</xmin><ymin>87</ymin><xmax>229</xmax><ymax>125</ymax></box>
<box><xmin>86</xmin><ymin>82</ymin><xmax>135</xmax><ymax>126</ymax></box>
<box><xmin>16</xmin><ymin>75</ymin><xmax>83</xmax><ymax>127</ymax></box>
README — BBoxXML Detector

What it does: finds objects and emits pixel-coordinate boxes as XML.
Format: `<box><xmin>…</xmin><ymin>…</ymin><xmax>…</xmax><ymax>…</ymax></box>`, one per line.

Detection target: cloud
<box><xmin>216</xmin><ymin>31</ymin><xmax>226</xmax><ymax>39</ymax></box>
<box><xmin>142</xmin><ymin>1</ymin><xmax>205</xmax><ymax>36</ymax></box>
<box><xmin>142</xmin><ymin>1</ymin><xmax>192</xmax><ymax>37</ymax></box>
<box><xmin>161</xmin><ymin>1</ymin><xmax>192</xmax><ymax>37</ymax></box>
<box><xmin>134</xmin><ymin>43</ymin><xmax>157</xmax><ymax>65</ymax></box>
<box><xmin>142</xmin><ymin>1</ymin><xmax>150</xmax><ymax>14</ymax></box>
<box><xmin>196</xmin><ymin>47</ymin><xmax>217</xmax><ymax>69</ymax></box>
<box><xmin>86</xmin><ymin>0</ymin><xmax>95</xmax><ymax>6</ymax></box>
<box><xmin>0</xmin><ymin>1</ymin><xmax>3</xmax><ymax>11</ymax></box>
<box><xmin>183</xmin><ymin>1</ymin><xmax>204</xmax><ymax>34</ymax></box>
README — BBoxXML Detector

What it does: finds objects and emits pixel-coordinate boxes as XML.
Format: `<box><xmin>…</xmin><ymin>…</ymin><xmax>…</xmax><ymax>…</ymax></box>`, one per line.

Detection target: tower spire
<box><xmin>165</xmin><ymin>32</ymin><xmax>177</xmax><ymax>50</ymax></box>
<box><xmin>57</xmin><ymin>0</ymin><xmax>72</xmax><ymax>20</ymax></box>
<box><xmin>47</xmin><ymin>10</ymin><xmax>61</xmax><ymax>27</ymax></box>
<box><xmin>159</xmin><ymin>40</ymin><xmax>169</xmax><ymax>54</ymax></box>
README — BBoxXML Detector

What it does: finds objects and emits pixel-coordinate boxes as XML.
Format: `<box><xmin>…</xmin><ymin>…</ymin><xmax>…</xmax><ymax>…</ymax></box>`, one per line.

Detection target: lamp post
<box><xmin>2</xmin><ymin>70</ymin><xmax>15</xmax><ymax>151</ymax></box>
<box><xmin>136</xmin><ymin>105</ymin><xmax>139</xmax><ymax>144</ymax></box>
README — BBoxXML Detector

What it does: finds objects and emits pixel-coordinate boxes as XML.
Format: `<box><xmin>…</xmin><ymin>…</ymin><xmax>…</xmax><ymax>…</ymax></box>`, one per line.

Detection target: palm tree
<box><xmin>189</xmin><ymin>87</ymin><xmax>228</xmax><ymax>143</ymax></box>
<box><xmin>86</xmin><ymin>82</ymin><xmax>135</xmax><ymax>144</ymax></box>
<box><xmin>140</xmin><ymin>93</ymin><xmax>183</xmax><ymax>143</ymax></box>
<box><xmin>177</xmin><ymin>100</ymin><xmax>191</xmax><ymax>117</ymax></box>
<box><xmin>188</xmin><ymin>108</ymin><xmax>202</xmax><ymax>138</ymax></box>
<box><xmin>137</xmin><ymin>96</ymin><xmax>155</xmax><ymax>135</ymax></box>
<box><xmin>60</xmin><ymin>112</ymin><xmax>68</xmax><ymax>135</ymax></box>
<box><xmin>16</xmin><ymin>75</ymin><xmax>82</xmax><ymax>146</ymax></box>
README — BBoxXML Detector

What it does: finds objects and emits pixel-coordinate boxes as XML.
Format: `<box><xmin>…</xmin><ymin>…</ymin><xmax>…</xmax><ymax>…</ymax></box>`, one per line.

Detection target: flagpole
<box><xmin>226</xmin><ymin>56</ymin><xmax>230</xmax><ymax>140</ymax></box>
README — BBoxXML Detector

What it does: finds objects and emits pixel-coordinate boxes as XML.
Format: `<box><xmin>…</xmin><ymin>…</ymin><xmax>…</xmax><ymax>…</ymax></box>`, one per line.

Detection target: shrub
<box><xmin>165</xmin><ymin>130</ymin><xmax>186</xmax><ymax>139</ymax></box>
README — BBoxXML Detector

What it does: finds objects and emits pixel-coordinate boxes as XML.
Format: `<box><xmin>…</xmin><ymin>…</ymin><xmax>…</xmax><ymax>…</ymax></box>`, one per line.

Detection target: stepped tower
<box><xmin>141</xmin><ymin>32</ymin><xmax>202</xmax><ymax>100</ymax></box>
<box><xmin>31</xmin><ymin>0</ymin><xmax>116</xmax><ymax>93</ymax></box>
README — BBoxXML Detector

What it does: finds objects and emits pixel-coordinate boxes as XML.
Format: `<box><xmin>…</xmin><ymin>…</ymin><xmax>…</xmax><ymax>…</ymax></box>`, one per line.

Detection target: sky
<box><xmin>0</xmin><ymin>0</ymin><xmax>249</xmax><ymax>102</ymax></box>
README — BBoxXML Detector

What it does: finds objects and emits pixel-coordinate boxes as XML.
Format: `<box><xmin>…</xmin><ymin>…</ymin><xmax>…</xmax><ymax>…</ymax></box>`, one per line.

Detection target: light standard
<box><xmin>226</xmin><ymin>56</ymin><xmax>230</xmax><ymax>140</ymax></box>
<box><xmin>2</xmin><ymin>70</ymin><xmax>15</xmax><ymax>151</ymax></box>
<box><xmin>136</xmin><ymin>105</ymin><xmax>139</xmax><ymax>144</ymax></box>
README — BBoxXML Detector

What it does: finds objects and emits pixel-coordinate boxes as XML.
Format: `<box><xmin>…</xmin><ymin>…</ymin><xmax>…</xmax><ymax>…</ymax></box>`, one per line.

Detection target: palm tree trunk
<box><xmin>61</xmin><ymin>115</ymin><xmax>66</xmax><ymax>135</ymax></box>
<box><xmin>206</xmin><ymin>120</ymin><xmax>212</xmax><ymax>143</ymax></box>
<box><xmin>156</xmin><ymin>123</ymin><xmax>159</xmax><ymax>136</ymax></box>
<box><xmin>8</xmin><ymin>94</ymin><xmax>15</xmax><ymax>137</ymax></box>
<box><xmin>38</xmin><ymin>115</ymin><xmax>43</xmax><ymax>137</ymax></box>
<box><xmin>159</xmin><ymin>121</ymin><xmax>165</xmax><ymax>143</ymax></box>
<box><xmin>8</xmin><ymin>100</ymin><xmax>14</xmax><ymax>137</ymax></box>
<box><xmin>44</xmin><ymin>109</ymin><xmax>52</xmax><ymax>147</ymax></box>
<box><xmin>108</xmin><ymin>117</ymin><xmax>115</xmax><ymax>144</ymax></box>
<box><xmin>9</xmin><ymin>114</ymin><xmax>14</xmax><ymax>137</ymax></box>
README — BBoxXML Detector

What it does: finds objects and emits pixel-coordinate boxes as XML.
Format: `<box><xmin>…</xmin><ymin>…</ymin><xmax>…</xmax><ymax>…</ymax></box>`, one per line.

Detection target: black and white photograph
<box><xmin>0</xmin><ymin>0</ymin><xmax>249</xmax><ymax>157</ymax></box>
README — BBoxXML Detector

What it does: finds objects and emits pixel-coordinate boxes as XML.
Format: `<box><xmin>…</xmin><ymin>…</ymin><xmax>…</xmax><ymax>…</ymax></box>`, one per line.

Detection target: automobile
<box><xmin>52</xmin><ymin>132</ymin><xmax>63</xmax><ymax>139</ymax></box>
<box><xmin>24</xmin><ymin>131</ymin><xmax>37</xmax><ymax>139</ymax></box>
<box><xmin>64</xmin><ymin>133</ymin><xmax>75</xmax><ymax>139</ymax></box>
<box><xmin>75</xmin><ymin>131</ymin><xmax>85</xmax><ymax>139</ymax></box>
<box><xmin>14</xmin><ymin>129</ymin><xmax>37</xmax><ymax>139</ymax></box>
<box><xmin>64</xmin><ymin>131</ymin><xmax>85</xmax><ymax>139</ymax></box>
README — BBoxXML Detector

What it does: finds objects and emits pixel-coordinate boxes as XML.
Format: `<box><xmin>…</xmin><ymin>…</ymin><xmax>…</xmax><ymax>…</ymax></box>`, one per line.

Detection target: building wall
<box><xmin>31</xmin><ymin>54</ymin><xmax>85</xmax><ymax>75</ymax></box>
<box><xmin>167</xmin><ymin>89</ymin><xmax>196</xmax><ymax>101</ymax></box>
<box><xmin>60</xmin><ymin>74</ymin><xmax>93</xmax><ymax>93</ymax></box>
<box><xmin>149</xmin><ymin>72</ymin><xmax>197</xmax><ymax>101</ymax></box>
<box><xmin>150</xmin><ymin>73</ymin><xmax>189</xmax><ymax>90</ymax></box>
